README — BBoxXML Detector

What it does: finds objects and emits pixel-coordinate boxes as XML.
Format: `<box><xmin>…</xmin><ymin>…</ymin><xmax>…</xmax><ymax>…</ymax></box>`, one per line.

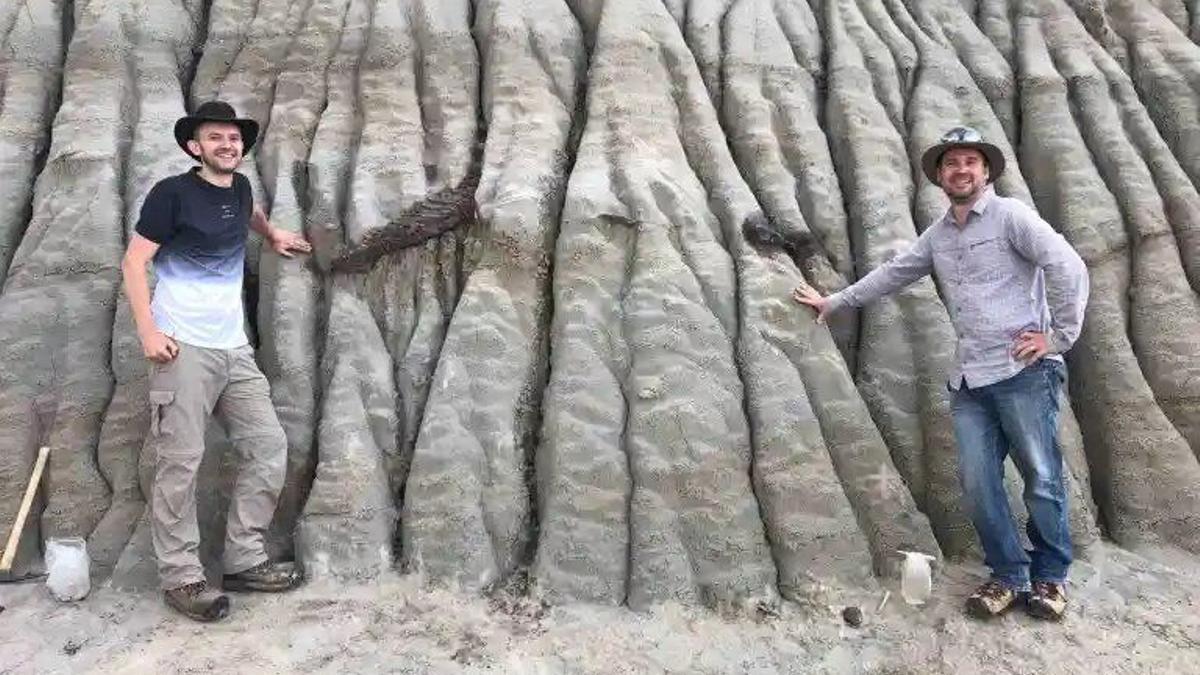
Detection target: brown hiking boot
<box><xmin>1027</xmin><ymin>581</ymin><xmax>1068</xmax><ymax>621</ymax></box>
<box><xmin>223</xmin><ymin>560</ymin><xmax>302</xmax><ymax>592</ymax></box>
<box><xmin>965</xmin><ymin>579</ymin><xmax>1020</xmax><ymax>619</ymax></box>
<box><xmin>164</xmin><ymin>581</ymin><xmax>230</xmax><ymax>622</ymax></box>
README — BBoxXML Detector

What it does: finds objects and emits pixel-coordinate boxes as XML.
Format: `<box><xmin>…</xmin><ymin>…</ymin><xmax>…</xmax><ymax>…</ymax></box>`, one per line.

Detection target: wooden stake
<box><xmin>0</xmin><ymin>446</ymin><xmax>51</xmax><ymax>574</ymax></box>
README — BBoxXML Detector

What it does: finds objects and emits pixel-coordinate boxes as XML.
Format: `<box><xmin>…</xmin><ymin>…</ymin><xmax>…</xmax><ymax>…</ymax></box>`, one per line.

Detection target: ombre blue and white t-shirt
<box><xmin>135</xmin><ymin>168</ymin><xmax>252</xmax><ymax>349</ymax></box>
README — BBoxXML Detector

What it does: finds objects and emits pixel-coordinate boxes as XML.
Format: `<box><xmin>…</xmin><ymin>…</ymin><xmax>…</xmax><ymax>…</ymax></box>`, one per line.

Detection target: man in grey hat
<box><xmin>120</xmin><ymin>100</ymin><xmax>312</xmax><ymax>621</ymax></box>
<box><xmin>794</xmin><ymin>126</ymin><xmax>1089</xmax><ymax>621</ymax></box>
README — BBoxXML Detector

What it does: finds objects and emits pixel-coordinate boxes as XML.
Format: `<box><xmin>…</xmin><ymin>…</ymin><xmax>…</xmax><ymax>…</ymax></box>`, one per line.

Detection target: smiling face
<box><xmin>187</xmin><ymin>121</ymin><xmax>244</xmax><ymax>175</ymax></box>
<box><xmin>938</xmin><ymin>147</ymin><xmax>989</xmax><ymax>204</ymax></box>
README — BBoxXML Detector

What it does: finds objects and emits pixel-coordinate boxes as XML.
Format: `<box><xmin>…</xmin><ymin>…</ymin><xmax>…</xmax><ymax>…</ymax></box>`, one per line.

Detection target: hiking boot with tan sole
<box><xmin>965</xmin><ymin>579</ymin><xmax>1021</xmax><ymax>619</ymax></box>
<box><xmin>1027</xmin><ymin>581</ymin><xmax>1068</xmax><ymax>621</ymax></box>
<box><xmin>223</xmin><ymin>560</ymin><xmax>302</xmax><ymax>592</ymax></box>
<box><xmin>164</xmin><ymin>581</ymin><xmax>230</xmax><ymax>622</ymax></box>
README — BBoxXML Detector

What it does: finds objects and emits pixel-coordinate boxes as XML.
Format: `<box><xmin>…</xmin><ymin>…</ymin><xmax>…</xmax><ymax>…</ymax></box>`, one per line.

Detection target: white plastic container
<box><xmin>45</xmin><ymin>537</ymin><xmax>91</xmax><ymax>601</ymax></box>
<box><xmin>896</xmin><ymin>550</ymin><xmax>936</xmax><ymax>606</ymax></box>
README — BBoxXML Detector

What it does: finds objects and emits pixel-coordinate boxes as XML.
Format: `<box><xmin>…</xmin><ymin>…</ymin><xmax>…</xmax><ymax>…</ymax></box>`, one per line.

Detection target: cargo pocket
<box><xmin>149</xmin><ymin>390</ymin><xmax>175</xmax><ymax>437</ymax></box>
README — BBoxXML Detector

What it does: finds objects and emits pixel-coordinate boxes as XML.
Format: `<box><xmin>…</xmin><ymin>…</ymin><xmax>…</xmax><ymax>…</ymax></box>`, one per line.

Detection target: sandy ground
<box><xmin>2</xmin><ymin>543</ymin><xmax>1199</xmax><ymax>674</ymax></box>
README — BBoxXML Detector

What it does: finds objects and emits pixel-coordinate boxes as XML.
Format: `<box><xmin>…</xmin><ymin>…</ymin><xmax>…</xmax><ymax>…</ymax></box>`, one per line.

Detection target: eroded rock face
<box><xmin>1</xmin><ymin>0</ymin><xmax>1198</xmax><ymax>606</ymax></box>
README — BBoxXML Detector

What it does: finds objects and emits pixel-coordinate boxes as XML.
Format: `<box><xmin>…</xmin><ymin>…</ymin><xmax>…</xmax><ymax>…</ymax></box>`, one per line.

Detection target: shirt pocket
<box><xmin>963</xmin><ymin>236</ymin><xmax>1008</xmax><ymax>283</ymax></box>
<box><xmin>931</xmin><ymin>242</ymin><xmax>963</xmax><ymax>283</ymax></box>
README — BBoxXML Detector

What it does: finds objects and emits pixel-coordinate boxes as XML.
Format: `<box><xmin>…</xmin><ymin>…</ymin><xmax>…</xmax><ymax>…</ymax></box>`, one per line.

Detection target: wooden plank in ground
<box><xmin>0</xmin><ymin>446</ymin><xmax>51</xmax><ymax>574</ymax></box>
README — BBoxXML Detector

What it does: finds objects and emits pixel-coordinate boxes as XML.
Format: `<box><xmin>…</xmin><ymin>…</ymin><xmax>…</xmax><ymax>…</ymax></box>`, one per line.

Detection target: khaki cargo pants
<box><xmin>146</xmin><ymin>342</ymin><xmax>287</xmax><ymax>590</ymax></box>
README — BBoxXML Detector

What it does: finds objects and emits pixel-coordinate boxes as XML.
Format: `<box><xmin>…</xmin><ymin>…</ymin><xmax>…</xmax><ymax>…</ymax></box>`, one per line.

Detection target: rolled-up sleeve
<box><xmin>826</xmin><ymin>230</ymin><xmax>935</xmax><ymax>315</ymax></box>
<box><xmin>1005</xmin><ymin>203</ymin><xmax>1090</xmax><ymax>354</ymax></box>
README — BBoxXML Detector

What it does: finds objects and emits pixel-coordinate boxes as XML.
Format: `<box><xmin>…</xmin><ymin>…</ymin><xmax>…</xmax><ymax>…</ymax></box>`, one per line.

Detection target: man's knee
<box><xmin>1023</xmin><ymin>469</ymin><xmax>1066</xmax><ymax>504</ymax></box>
<box><xmin>257</xmin><ymin>425</ymin><xmax>288</xmax><ymax>471</ymax></box>
<box><xmin>152</xmin><ymin>444</ymin><xmax>204</xmax><ymax>494</ymax></box>
<box><xmin>233</xmin><ymin>425</ymin><xmax>288</xmax><ymax>483</ymax></box>
<box><xmin>956</xmin><ymin>437</ymin><xmax>1003</xmax><ymax>491</ymax></box>
<box><xmin>1017</xmin><ymin>439</ymin><xmax>1065</xmax><ymax>496</ymax></box>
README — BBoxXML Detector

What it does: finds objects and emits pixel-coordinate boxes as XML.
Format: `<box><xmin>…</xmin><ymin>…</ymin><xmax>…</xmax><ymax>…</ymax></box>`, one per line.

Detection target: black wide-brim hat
<box><xmin>174</xmin><ymin>100</ymin><xmax>259</xmax><ymax>160</ymax></box>
<box><xmin>920</xmin><ymin>126</ymin><xmax>1005</xmax><ymax>185</ymax></box>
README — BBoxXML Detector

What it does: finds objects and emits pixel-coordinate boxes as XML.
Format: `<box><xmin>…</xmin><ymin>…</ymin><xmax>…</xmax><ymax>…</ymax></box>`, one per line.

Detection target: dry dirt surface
<box><xmin>2</xmin><ymin>0</ymin><xmax>1200</xmax><ymax>670</ymax></box>
<box><xmin>3</xmin><ymin>545</ymin><xmax>1200</xmax><ymax>674</ymax></box>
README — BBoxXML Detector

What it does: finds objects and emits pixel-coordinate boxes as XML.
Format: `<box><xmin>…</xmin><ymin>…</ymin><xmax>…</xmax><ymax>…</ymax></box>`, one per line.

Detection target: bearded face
<box><xmin>187</xmin><ymin>122</ymin><xmax>244</xmax><ymax>175</ymax></box>
<box><xmin>938</xmin><ymin>147</ymin><xmax>989</xmax><ymax>204</ymax></box>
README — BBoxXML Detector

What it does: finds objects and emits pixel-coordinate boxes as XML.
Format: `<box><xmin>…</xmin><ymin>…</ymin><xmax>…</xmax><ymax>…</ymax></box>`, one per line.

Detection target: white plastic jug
<box><xmin>896</xmin><ymin>550</ymin><xmax>936</xmax><ymax>606</ymax></box>
<box><xmin>45</xmin><ymin>537</ymin><xmax>91</xmax><ymax>601</ymax></box>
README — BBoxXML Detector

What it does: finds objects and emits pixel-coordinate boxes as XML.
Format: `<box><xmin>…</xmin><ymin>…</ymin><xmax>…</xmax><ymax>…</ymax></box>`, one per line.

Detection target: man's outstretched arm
<box><xmin>251</xmin><ymin>205</ymin><xmax>311</xmax><ymax>258</ymax></box>
<box><xmin>793</xmin><ymin>232</ymin><xmax>936</xmax><ymax>322</ymax></box>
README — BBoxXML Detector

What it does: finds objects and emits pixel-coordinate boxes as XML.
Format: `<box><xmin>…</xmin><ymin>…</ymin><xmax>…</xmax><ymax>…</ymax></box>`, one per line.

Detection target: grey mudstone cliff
<box><xmin>1</xmin><ymin>0</ymin><xmax>1198</xmax><ymax>610</ymax></box>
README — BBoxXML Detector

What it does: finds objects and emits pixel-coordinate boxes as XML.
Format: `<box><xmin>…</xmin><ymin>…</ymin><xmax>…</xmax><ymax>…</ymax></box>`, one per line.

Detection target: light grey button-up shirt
<box><xmin>826</xmin><ymin>187</ymin><xmax>1090</xmax><ymax>390</ymax></box>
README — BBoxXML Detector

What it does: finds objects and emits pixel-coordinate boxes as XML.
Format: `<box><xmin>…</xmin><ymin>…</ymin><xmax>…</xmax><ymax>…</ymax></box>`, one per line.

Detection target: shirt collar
<box><xmin>940</xmin><ymin>184</ymin><xmax>995</xmax><ymax>227</ymax></box>
<box><xmin>971</xmin><ymin>185</ymin><xmax>995</xmax><ymax>215</ymax></box>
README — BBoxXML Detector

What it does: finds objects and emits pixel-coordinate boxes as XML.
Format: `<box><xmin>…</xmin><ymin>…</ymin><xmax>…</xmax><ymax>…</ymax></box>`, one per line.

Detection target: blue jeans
<box><xmin>951</xmin><ymin>359</ymin><xmax>1072</xmax><ymax>591</ymax></box>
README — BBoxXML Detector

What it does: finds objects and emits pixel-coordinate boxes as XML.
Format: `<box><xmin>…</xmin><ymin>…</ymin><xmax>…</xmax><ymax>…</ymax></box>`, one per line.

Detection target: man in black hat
<box><xmin>793</xmin><ymin>127</ymin><xmax>1089</xmax><ymax>621</ymax></box>
<box><xmin>120</xmin><ymin>100</ymin><xmax>311</xmax><ymax>621</ymax></box>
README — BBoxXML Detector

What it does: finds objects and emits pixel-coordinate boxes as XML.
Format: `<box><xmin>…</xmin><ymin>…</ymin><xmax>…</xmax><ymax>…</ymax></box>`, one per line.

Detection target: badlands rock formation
<box><xmin>0</xmin><ymin>0</ymin><xmax>1198</xmax><ymax>610</ymax></box>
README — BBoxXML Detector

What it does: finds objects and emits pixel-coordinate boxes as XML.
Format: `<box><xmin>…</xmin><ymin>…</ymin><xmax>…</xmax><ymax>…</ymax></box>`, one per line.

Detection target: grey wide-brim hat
<box><xmin>174</xmin><ymin>100</ymin><xmax>259</xmax><ymax>160</ymax></box>
<box><xmin>920</xmin><ymin>126</ymin><xmax>1005</xmax><ymax>185</ymax></box>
